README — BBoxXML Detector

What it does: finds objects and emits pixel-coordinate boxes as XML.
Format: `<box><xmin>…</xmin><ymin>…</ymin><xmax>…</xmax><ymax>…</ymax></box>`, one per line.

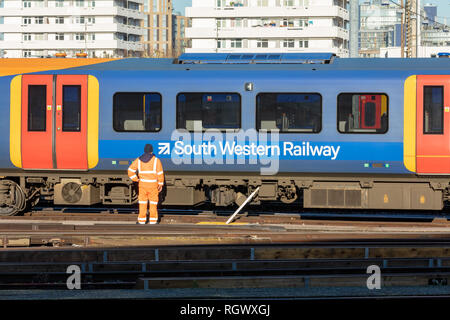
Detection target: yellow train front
<box><xmin>1</xmin><ymin>53</ymin><xmax>450</xmax><ymax>215</ymax></box>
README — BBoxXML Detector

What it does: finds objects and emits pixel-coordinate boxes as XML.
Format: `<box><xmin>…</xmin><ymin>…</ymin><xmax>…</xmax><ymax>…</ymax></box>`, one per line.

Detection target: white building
<box><xmin>185</xmin><ymin>0</ymin><xmax>349</xmax><ymax>57</ymax></box>
<box><xmin>0</xmin><ymin>0</ymin><xmax>145</xmax><ymax>58</ymax></box>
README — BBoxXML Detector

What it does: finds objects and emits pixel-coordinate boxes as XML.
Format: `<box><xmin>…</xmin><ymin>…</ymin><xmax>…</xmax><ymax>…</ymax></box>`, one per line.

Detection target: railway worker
<box><xmin>127</xmin><ymin>144</ymin><xmax>164</xmax><ymax>225</ymax></box>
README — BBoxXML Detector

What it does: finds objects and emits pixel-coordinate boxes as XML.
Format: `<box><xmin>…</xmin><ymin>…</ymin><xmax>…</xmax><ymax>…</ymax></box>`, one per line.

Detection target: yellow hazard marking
<box><xmin>403</xmin><ymin>75</ymin><xmax>416</xmax><ymax>173</ymax></box>
<box><xmin>196</xmin><ymin>222</ymin><xmax>249</xmax><ymax>225</ymax></box>
<box><xmin>10</xmin><ymin>75</ymin><xmax>22</xmax><ymax>168</ymax></box>
<box><xmin>420</xmin><ymin>195</ymin><xmax>426</xmax><ymax>204</ymax></box>
<box><xmin>384</xmin><ymin>194</ymin><xmax>389</xmax><ymax>203</ymax></box>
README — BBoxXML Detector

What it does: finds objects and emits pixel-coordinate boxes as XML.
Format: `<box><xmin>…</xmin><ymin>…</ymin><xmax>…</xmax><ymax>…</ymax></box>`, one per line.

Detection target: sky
<box><xmin>172</xmin><ymin>0</ymin><xmax>450</xmax><ymax>19</ymax></box>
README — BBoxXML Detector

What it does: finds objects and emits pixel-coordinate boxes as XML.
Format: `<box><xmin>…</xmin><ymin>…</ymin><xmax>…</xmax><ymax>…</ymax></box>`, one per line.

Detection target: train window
<box><xmin>62</xmin><ymin>85</ymin><xmax>81</xmax><ymax>132</ymax></box>
<box><xmin>177</xmin><ymin>93</ymin><xmax>241</xmax><ymax>131</ymax></box>
<box><xmin>113</xmin><ymin>92</ymin><xmax>162</xmax><ymax>132</ymax></box>
<box><xmin>337</xmin><ymin>93</ymin><xmax>388</xmax><ymax>134</ymax></box>
<box><xmin>27</xmin><ymin>85</ymin><xmax>46</xmax><ymax>132</ymax></box>
<box><xmin>423</xmin><ymin>86</ymin><xmax>443</xmax><ymax>134</ymax></box>
<box><xmin>256</xmin><ymin>93</ymin><xmax>322</xmax><ymax>133</ymax></box>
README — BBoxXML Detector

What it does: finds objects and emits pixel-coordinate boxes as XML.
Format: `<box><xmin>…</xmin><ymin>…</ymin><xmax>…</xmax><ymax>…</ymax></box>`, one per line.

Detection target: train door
<box><xmin>416</xmin><ymin>75</ymin><xmax>450</xmax><ymax>174</ymax></box>
<box><xmin>21</xmin><ymin>75</ymin><xmax>88</xmax><ymax>170</ymax></box>
<box><xmin>359</xmin><ymin>95</ymin><xmax>381</xmax><ymax>129</ymax></box>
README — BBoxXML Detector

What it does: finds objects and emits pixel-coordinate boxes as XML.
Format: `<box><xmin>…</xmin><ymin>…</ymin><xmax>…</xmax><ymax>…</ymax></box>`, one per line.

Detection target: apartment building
<box><xmin>0</xmin><ymin>0</ymin><xmax>145</xmax><ymax>58</ymax></box>
<box><xmin>142</xmin><ymin>0</ymin><xmax>190</xmax><ymax>57</ymax></box>
<box><xmin>185</xmin><ymin>0</ymin><xmax>349</xmax><ymax>57</ymax></box>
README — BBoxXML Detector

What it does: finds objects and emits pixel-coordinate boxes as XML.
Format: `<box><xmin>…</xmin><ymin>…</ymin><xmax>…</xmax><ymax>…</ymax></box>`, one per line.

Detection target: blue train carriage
<box><xmin>1</xmin><ymin>53</ymin><xmax>450</xmax><ymax>216</ymax></box>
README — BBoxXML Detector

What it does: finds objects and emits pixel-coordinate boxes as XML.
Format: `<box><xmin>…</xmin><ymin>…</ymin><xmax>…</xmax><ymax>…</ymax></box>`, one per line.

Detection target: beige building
<box><xmin>143</xmin><ymin>0</ymin><xmax>190</xmax><ymax>57</ymax></box>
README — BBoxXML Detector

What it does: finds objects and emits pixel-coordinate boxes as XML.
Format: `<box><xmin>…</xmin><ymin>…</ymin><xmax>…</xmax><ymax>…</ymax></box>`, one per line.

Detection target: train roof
<box><xmin>2</xmin><ymin>53</ymin><xmax>450</xmax><ymax>77</ymax></box>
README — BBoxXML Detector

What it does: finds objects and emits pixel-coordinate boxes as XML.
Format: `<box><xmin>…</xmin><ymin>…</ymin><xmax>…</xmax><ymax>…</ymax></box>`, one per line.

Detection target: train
<box><xmin>1</xmin><ymin>52</ymin><xmax>450</xmax><ymax>215</ymax></box>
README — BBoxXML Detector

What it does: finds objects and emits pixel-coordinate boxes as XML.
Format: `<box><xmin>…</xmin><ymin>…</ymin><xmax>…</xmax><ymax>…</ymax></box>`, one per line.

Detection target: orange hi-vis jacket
<box><xmin>128</xmin><ymin>156</ymin><xmax>164</xmax><ymax>187</ymax></box>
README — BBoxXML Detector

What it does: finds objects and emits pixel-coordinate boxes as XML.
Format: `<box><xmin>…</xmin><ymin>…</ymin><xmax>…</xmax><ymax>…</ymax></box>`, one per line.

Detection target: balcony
<box><xmin>0</xmin><ymin>6</ymin><xmax>145</xmax><ymax>20</ymax></box>
<box><xmin>185</xmin><ymin>47</ymin><xmax>349</xmax><ymax>57</ymax></box>
<box><xmin>186</xmin><ymin>6</ymin><xmax>349</xmax><ymax>20</ymax></box>
<box><xmin>0</xmin><ymin>23</ymin><xmax>145</xmax><ymax>35</ymax></box>
<box><xmin>2</xmin><ymin>40</ymin><xmax>144</xmax><ymax>51</ymax></box>
<box><xmin>186</xmin><ymin>26</ymin><xmax>349</xmax><ymax>39</ymax></box>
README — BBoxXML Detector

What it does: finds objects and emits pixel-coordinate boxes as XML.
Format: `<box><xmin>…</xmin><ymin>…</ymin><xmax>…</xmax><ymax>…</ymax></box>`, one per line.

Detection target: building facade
<box><xmin>142</xmin><ymin>0</ymin><xmax>190</xmax><ymax>57</ymax></box>
<box><xmin>0</xmin><ymin>0</ymin><xmax>145</xmax><ymax>58</ymax></box>
<box><xmin>185</xmin><ymin>0</ymin><xmax>350</xmax><ymax>57</ymax></box>
<box><xmin>359</xmin><ymin>0</ymin><xmax>403</xmax><ymax>57</ymax></box>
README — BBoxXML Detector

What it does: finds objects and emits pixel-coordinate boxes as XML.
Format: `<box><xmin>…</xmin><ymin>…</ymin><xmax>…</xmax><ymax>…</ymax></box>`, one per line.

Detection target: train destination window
<box><xmin>423</xmin><ymin>86</ymin><xmax>443</xmax><ymax>134</ymax></box>
<box><xmin>177</xmin><ymin>93</ymin><xmax>241</xmax><ymax>131</ymax></box>
<box><xmin>28</xmin><ymin>85</ymin><xmax>46</xmax><ymax>132</ymax></box>
<box><xmin>256</xmin><ymin>93</ymin><xmax>322</xmax><ymax>133</ymax></box>
<box><xmin>337</xmin><ymin>93</ymin><xmax>388</xmax><ymax>134</ymax></box>
<box><xmin>113</xmin><ymin>92</ymin><xmax>162</xmax><ymax>132</ymax></box>
<box><xmin>62</xmin><ymin>85</ymin><xmax>81</xmax><ymax>132</ymax></box>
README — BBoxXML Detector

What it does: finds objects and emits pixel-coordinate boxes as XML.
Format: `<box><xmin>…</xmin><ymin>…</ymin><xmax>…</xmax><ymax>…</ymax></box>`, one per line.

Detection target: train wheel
<box><xmin>0</xmin><ymin>180</ymin><xmax>27</xmax><ymax>216</ymax></box>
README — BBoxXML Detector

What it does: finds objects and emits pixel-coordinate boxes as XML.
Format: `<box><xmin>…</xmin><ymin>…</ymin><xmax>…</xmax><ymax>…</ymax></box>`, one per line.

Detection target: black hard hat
<box><xmin>144</xmin><ymin>144</ymin><xmax>153</xmax><ymax>153</ymax></box>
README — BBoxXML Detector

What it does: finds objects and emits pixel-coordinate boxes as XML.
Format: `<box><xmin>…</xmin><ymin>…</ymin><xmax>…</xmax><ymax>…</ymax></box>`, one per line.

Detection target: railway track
<box><xmin>2</xmin><ymin>242</ymin><xmax>450</xmax><ymax>299</ymax></box>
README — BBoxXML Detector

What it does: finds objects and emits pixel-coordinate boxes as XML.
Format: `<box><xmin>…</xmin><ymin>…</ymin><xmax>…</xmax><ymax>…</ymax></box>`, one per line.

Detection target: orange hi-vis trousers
<box><xmin>128</xmin><ymin>156</ymin><xmax>164</xmax><ymax>224</ymax></box>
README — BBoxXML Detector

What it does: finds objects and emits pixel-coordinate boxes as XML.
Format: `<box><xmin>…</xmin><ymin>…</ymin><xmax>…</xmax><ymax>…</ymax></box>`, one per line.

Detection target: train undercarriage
<box><xmin>0</xmin><ymin>172</ymin><xmax>449</xmax><ymax>216</ymax></box>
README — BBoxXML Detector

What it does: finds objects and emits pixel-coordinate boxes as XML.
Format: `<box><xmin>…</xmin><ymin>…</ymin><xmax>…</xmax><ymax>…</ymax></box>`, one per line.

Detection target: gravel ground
<box><xmin>1</xmin><ymin>286</ymin><xmax>450</xmax><ymax>300</ymax></box>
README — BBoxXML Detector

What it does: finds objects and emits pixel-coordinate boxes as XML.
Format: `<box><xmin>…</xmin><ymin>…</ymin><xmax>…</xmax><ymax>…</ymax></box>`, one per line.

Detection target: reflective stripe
<box><xmin>130</xmin><ymin>175</ymin><xmax>137</xmax><ymax>180</ymax></box>
<box><xmin>138</xmin><ymin>201</ymin><xmax>147</xmax><ymax>204</ymax></box>
<box><xmin>157</xmin><ymin>171</ymin><xmax>164</xmax><ymax>175</ymax></box>
<box><xmin>138</xmin><ymin>159</ymin><xmax>141</xmax><ymax>172</ymax></box>
<box><xmin>138</xmin><ymin>218</ymin><xmax>147</xmax><ymax>221</ymax></box>
<box><xmin>128</xmin><ymin>168</ymin><xmax>136</xmax><ymax>172</ymax></box>
<box><xmin>158</xmin><ymin>182</ymin><xmax>164</xmax><ymax>185</ymax></box>
<box><xmin>149</xmin><ymin>201</ymin><xmax>158</xmax><ymax>205</ymax></box>
<box><xmin>149</xmin><ymin>221</ymin><xmax>157</xmax><ymax>225</ymax></box>
<box><xmin>153</xmin><ymin>158</ymin><xmax>157</xmax><ymax>172</ymax></box>
<box><xmin>149</xmin><ymin>218</ymin><xmax>158</xmax><ymax>220</ymax></box>
<box><xmin>140</xmin><ymin>170</ymin><xmax>156</xmax><ymax>174</ymax></box>
<box><xmin>141</xmin><ymin>179</ymin><xmax>157</xmax><ymax>183</ymax></box>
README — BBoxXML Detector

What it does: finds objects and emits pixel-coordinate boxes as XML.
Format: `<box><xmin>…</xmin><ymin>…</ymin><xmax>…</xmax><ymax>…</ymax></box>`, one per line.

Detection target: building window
<box><xmin>88</xmin><ymin>0</ymin><xmax>95</xmax><ymax>7</ymax></box>
<box><xmin>86</xmin><ymin>17</ymin><xmax>95</xmax><ymax>24</ymax></box>
<box><xmin>35</xmin><ymin>17</ymin><xmax>44</xmax><ymax>24</ymax></box>
<box><xmin>298</xmin><ymin>19</ymin><xmax>309</xmax><ymax>27</ymax></box>
<box><xmin>56</xmin><ymin>33</ymin><xmax>64</xmax><ymax>40</ymax></box>
<box><xmin>34</xmin><ymin>33</ymin><xmax>44</xmax><ymax>40</ymax></box>
<box><xmin>216</xmin><ymin>18</ymin><xmax>226</xmax><ymax>28</ymax></box>
<box><xmin>75</xmin><ymin>16</ymin><xmax>85</xmax><ymax>24</ymax></box>
<box><xmin>257</xmin><ymin>39</ymin><xmax>268</xmax><ymax>48</ymax></box>
<box><xmin>55</xmin><ymin>17</ymin><xmax>64</xmax><ymax>24</ymax></box>
<box><xmin>0</xmin><ymin>0</ymin><xmax>4</xmax><ymax>8</ymax></box>
<box><xmin>257</xmin><ymin>0</ymin><xmax>268</xmax><ymax>6</ymax></box>
<box><xmin>23</xmin><ymin>17</ymin><xmax>32</xmax><ymax>24</ymax></box>
<box><xmin>87</xmin><ymin>33</ymin><xmax>95</xmax><ymax>40</ymax></box>
<box><xmin>0</xmin><ymin>33</ymin><xmax>4</xmax><ymax>41</ymax></box>
<box><xmin>75</xmin><ymin>33</ymin><xmax>85</xmax><ymax>40</ymax></box>
<box><xmin>299</xmin><ymin>40</ymin><xmax>309</xmax><ymax>48</ymax></box>
<box><xmin>230</xmin><ymin>39</ymin><xmax>242</xmax><ymax>48</ymax></box>
<box><xmin>257</xmin><ymin>93</ymin><xmax>322</xmax><ymax>133</ymax></box>
<box><xmin>283</xmin><ymin>39</ymin><xmax>295</xmax><ymax>48</ymax></box>
<box><xmin>337</xmin><ymin>93</ymin><xmax>388</xmax><ymax>134</ymax></box>
<box><xmin>113</xmin><ymin>93</ymin><xmax>162</xmax><ymax>132</ymax></box>
<box><xmin>23</xmin><ymin>1</ymin><xmax>31</xmax><ymax>8</ymax></box>
<box><xmin>23</xmin><ymin>33</ymin><xmax>32</xmax><ymax>41</ymax></box>
<box><xmin>284</xmin><ymin>0</ymin><xmax>294</xmax><ymax>6</ymax></box>
<box><xmin>75</xmin><ymin>0</ymin><xmax>84</xmax><ymax>7</ymax></box>
<box><xmin>423</xmin><ymin>86</ymin><xmax>443</xmax><ymax>134</ymax></box>
<box><xmin>177</xmin><ymin>93</ymin><xmax>241</xmax><ymax>131</ymax></box>
<box><xmin>217</xmin><ymin>38</ymin><xmax>226</xmax><ymax>48</ymax></box>
<box><xmin>55</xmin><ymin>0</ymin><xmax>64</xmax><ymax>7</ymax></box>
